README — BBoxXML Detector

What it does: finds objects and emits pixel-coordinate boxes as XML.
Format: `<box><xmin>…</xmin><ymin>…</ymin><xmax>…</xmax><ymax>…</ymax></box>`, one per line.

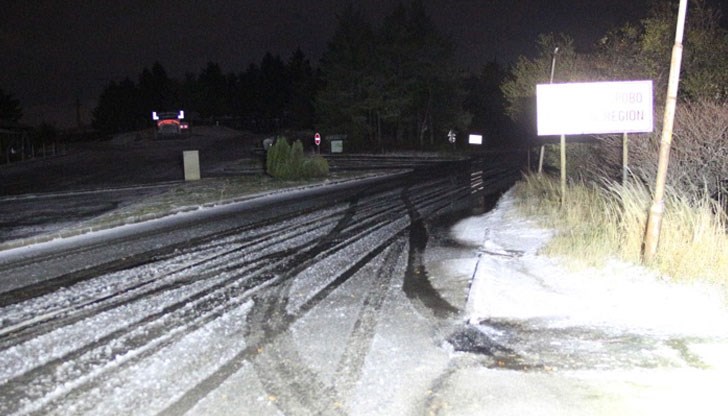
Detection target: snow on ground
<box><xmin>441</xmin><ymin>188</ymin><xmax>728</xmax><ymax>416</ymax></box>
<box><xmin>5</xmin><ymin>162</ymin><xmax>728</xmax><ymax>414</ymax></box>
<box><xmin>459</xmin><ymin>188</ymin><xmax>728</xmax><ymax>337</ymax></box>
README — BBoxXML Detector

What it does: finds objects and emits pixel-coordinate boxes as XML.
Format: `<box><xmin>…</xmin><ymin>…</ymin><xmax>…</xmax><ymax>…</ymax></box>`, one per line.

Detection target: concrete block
<box><xmin>183</xmin><ymin>150</ymin><xmax>200</xmax><ymax>181</ymax></box>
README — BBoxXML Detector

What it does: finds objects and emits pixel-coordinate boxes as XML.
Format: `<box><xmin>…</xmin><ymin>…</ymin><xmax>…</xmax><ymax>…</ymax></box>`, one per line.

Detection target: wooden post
<box><xmin>560</xmin><ymin>134</ymin><xmax>566</xmax><ymax>206</ymax></box>
<box><xmin>643</xmin><ymin>0</ymin><xmax>687</xmax><ymax>263</ymax></box>
<box><xmin>538</xmin><ymin>146</ymin><xmax>545</xmax><ymax>175</ymax></box>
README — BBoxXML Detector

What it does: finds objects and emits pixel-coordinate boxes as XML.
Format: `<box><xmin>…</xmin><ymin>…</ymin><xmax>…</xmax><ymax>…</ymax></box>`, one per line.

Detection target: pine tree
<box><xmin>0</xmin><ymin>88</ymin><xmax>23</xmax><ymax>123</ymax></box>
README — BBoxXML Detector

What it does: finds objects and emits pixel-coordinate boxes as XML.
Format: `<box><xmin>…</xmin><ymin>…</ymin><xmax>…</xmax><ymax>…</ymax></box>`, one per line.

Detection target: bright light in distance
<box><xmin>178</xmin><ymin>110</ymin><xmax>185</xmax><ymax>119</ymax></box>
<box><xmin>469</xmin><ymin>134</ymin><xmax>483</xmax><ymax>145</ymax></box>
<box><xmin>152</xmin><ymin>112</ymin><xmax>159</xmax><ymax>120</ymax></box>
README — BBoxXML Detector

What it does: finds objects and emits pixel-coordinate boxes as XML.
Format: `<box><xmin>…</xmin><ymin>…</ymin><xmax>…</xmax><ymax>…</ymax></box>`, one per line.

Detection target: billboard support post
<box><xmin>623</xmin><ymin>132</ymin><xmax>629</xmax><ymax>183</ymax></box>
<box><xmin>539</xmin><ymin>47</ymin><xmax>559</xmax><ymax>175</ymax></box>
<box><xmin>560</xmin><ymin>134</ymin><xmax>566</xmax><ymax>206</ymax></box>
<box><xmin>538</xmin><ymin>146</ymin><xmax>545</xmax><ymax>176</ymax></box>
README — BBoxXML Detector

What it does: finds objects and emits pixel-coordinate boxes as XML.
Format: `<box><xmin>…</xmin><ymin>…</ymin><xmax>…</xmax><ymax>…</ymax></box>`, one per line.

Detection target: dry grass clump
<box><xmin>655</xmin><ymin>193</ymin><xmax>728</xmax><ymax>284</ymax></box>
<box><xmin>513</xmin><ymin>173</ymin><xmax>728</xmax><ymax>286</ymax></box>
<box><xmin>512</xmin><ymin>175</ymin><xmax>620</xmax><ymax>267</ymax></box>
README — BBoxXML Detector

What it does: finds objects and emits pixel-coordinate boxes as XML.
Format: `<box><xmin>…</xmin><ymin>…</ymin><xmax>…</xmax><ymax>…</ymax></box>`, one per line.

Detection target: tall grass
<box><xmin>512</xmin><ymin>174</ymin><xmax>728</xmax><ymax>287</ymax></box>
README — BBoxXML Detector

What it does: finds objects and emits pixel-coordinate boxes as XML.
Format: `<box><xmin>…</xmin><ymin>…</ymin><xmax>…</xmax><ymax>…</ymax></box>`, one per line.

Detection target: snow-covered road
<box><xmin>0</xmin><ymin>161</ymin><xmax>513</xmax><ymax>415</ymax></box>
<box><xmin>4</xmin><ymin>130</ymin><xmax>722</xmax><ymax>415</ymax></box>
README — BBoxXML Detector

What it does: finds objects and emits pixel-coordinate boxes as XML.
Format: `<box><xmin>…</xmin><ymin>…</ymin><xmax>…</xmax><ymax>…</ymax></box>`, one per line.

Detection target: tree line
<box><xmin>1</xmin><ymin>1</ymin><xmax>517</xmax><ymax>151</ymax></box>
<box><xmin>91</xmin><ymin>49</ymin><xmax>318</xmax><ymax>135</ymax></box>
<box><xmin>89</xmin><ymin>1</ymin><xmax>510</xmax><ymax>151</ymax></box>
<box><xmin>10</xmin><ymin>0</ymin><xmax>726</xmax><ymax>155</ymax></box>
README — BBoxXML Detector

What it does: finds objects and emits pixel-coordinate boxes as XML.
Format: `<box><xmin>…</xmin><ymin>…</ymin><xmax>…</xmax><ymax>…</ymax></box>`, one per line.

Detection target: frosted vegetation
<box><xmin>513</xmin><ymin>174</ymin><xmax>728</xmax><ymax>292</ymax></box>
<box><xmin>266</xmin><ymin>138</ymin><xmax>330</xmax><ymax>180</ymax></box>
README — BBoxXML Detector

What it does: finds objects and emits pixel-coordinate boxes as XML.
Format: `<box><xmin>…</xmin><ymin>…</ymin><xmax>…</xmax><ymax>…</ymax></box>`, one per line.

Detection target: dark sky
<box><xmin>0</xmin><ymin>0</ymin><xmax>669</xmax><ymax>128</ymax></box>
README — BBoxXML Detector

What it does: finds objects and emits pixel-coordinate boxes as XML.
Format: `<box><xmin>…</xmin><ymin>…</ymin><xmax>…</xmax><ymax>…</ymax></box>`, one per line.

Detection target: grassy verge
<box><xmin>512</xmin><ymin>174</ymin><xmax>728</xmax><ymax>288</ymax></box>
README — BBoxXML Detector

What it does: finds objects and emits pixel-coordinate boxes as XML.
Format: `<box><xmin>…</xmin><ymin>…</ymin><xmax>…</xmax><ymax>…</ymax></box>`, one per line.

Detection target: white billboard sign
<box><xmin>537</xmin><ymin>80</ymin><xmax>653</xmax><ymax>136</ymax></box>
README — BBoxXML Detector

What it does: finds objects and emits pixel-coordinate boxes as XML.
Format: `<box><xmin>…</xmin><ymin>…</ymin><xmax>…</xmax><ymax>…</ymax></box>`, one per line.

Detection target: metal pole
<box><xmin>539</xmin><ymin>47</ymin><xmax>559</xmax><ymax>175</ymax></box>
<box><xmin>622</xmin><ymin>132</ymin><xmax>629</xmax><ymax>183</ymax></box>
<box><xmin>549</xmin><ymin>47</ymin><xmax>558</xmax><ymax>83</ymax></box>
<box><xmin>643</xmin><ymin>0</ymin><xmax>688</xmax><ymax>264</ymax></box>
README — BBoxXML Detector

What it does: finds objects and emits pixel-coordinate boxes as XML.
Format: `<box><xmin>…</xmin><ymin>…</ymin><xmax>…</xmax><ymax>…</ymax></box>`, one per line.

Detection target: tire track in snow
<box><xmin>0</xmin><ymin>207</ymin><xmax>345</xmax><ymax>348</ymax></box>
<box><xmin>0</xmin><ymin>209</ymin><xmax>350</xmax><ymax>415</ymax></box>
<box><xmin>0</xmin><ymin>163</ymin><xmax>504</xmax><ymax>415</ymax></box>
<box><xmin>159</xmin><ymin>188</ymin><xmax>422</xmax><ymax>414</ymax></box>
<box><xmin>244</xmin><ymin>176</ymin><xmax>470</xmax><ymax>414</ymax></box>
<box><xmin>165</xmin><ymin>177</ymin><xmax>469</xmax><ymax>415</ymax></box>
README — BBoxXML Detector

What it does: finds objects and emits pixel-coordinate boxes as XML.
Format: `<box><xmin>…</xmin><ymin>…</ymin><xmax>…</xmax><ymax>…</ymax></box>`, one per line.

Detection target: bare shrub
<box><xmin>671</xmin><ymin>100</ymin><xmax>728</xmax><ymax>197</ymax></box>
<box><xmin>563</xmin><ymin>100</ymin><xmax>728</xmax><ymax>202</ymax></box>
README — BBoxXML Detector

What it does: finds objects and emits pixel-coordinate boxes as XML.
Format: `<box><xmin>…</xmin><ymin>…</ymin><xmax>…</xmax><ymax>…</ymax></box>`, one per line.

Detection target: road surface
<box><xmin>0</xmin><ymin>158</ymin><xmax>520</xmax><ymax>415</ymax></box>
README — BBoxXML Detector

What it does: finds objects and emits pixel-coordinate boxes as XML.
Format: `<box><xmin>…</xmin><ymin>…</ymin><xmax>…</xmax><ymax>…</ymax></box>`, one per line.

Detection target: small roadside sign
<box><xmin>314</xmin><ymin>132</ymin><xmax>321</xmax><ymax>146</ymax></box>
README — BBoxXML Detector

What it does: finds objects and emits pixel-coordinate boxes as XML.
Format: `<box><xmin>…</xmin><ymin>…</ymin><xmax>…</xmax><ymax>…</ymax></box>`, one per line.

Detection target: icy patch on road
<box><xmin>451</xmin><ymin>195</ymin><xmax>552</xmax><ymax>255</ymax></box>
<box><xmin>186</xmin><ymin>360</ymin><xmax>282</xmax><ymax>416</ymax></box>
<box><xmin>425</xmin><ymin>255</ymin><xmax>476</xmax><ymax>310</ymax></box>
<box><xmin>348</xmin><ymin>269</ymin><xmax>451</xmax><ymax>416</ymax></box>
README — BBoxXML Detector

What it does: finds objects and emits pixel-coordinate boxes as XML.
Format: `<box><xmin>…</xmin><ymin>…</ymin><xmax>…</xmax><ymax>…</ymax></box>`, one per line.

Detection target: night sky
<box><xmin>0</xmin><ymin>0</ymin><xmax>701</xmax><ymax>128</ymax></box>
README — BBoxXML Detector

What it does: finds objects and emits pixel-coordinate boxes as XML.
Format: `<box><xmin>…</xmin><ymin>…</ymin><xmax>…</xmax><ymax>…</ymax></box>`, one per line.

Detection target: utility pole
<box><xmin>643</xmin><ymin>0</ymin><xmax>688</xmax><ymax>263</ymax></box>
